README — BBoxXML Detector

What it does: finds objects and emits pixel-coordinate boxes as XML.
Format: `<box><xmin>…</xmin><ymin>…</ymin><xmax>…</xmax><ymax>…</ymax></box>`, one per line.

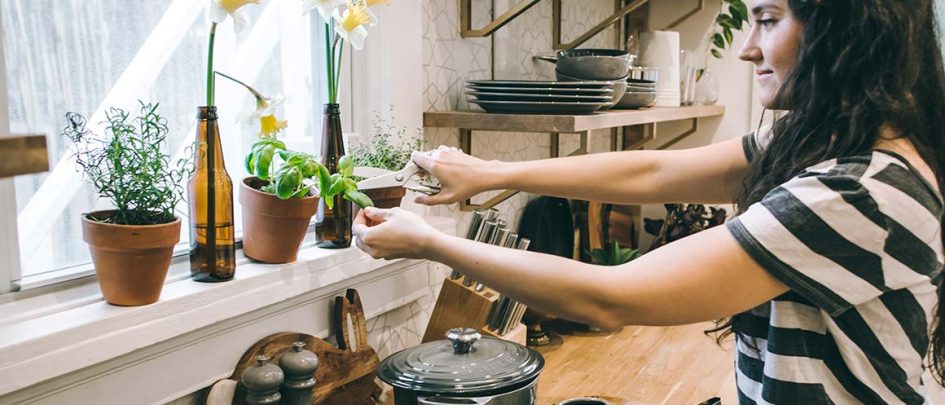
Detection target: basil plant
<box><xmin>245</xmin><ymin>138</ymin><xmax>373</xmax><ymax>208</ymax></box>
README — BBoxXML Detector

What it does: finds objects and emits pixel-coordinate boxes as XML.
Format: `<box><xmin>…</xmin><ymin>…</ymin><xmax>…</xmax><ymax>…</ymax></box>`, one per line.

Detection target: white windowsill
<box><xmin>0</xmin><ymin>215</ymin><xmax>454</xmax><ymax>398</ymax></box>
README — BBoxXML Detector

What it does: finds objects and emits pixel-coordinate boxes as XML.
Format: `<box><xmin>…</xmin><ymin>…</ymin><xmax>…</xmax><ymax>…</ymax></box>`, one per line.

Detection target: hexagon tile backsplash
<box><xmin>367</xmin><ymin>0</ymin><xmax>621</xmax><ymax>358</ymax></box>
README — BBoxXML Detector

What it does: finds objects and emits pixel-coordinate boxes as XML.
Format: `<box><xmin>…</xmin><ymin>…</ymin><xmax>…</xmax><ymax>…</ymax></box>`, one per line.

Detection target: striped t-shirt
<box><xmin>727</xmin><ymin>133</ymin><xmax>945</xmax><ymax>404</ymax></box>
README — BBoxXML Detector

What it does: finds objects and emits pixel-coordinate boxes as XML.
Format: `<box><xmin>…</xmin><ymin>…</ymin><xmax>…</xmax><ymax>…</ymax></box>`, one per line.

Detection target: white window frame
<box><xmin>0</xmin><ymin>3</ymin><xmax>20</xmax><ymax>294</ymax></box>
<box><xmin>0</xmin><ymin>1</ymin><xmax>353</xmax><ymax>293</ymax></box>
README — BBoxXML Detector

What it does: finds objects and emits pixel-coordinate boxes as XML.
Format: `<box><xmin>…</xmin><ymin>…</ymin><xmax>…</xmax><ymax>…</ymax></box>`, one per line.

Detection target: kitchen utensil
<box><xmin>467</xmin><ymin>79</ymin><xmax>614</xmax><ymax>88</ymax></box>
<box><xmin>453</xmin><ymin>210</ymin><xmax>488</xmax><ymax>279</ymax></box>
<box><xmin>464</xmin><ymin>220</ymin><xmax>498</xmax><ymax>287</ymax></box>
<box><xmin>279</xmin><ymin>342</ymin><xmax>319</xmax><ymax>405</ymax></box>
<box><xmin>229</xmin><ymin>289</ymin><xmax>382</xmax><ymax>405</ymax></box>
<box><xmin>467</xmin><ymin>91</ymin><xmax>612</xmax><ymax>103</ymax></box>
<box><xmin>467</xmin><ymin>85</ymin><xmax>614</xmax><ymax>95</ymax></box>
<box><xmin>468</xmin><ymin>99</ymin><xmax>610</xmax><ymax>115</ymax></box>
<box><xmin>378</xmin><ymin>328</ymin><xmax>545</xmax><ymax>405</ymax></box>
<box><xmin>355</xmin><ymin>161</ymin><xmax>440</xmax><ymax>195</ymax></box>
<box><xmin>555</xmin><ymin>49</ymin><xmax>632</xmax><ymax>80</ymax></box>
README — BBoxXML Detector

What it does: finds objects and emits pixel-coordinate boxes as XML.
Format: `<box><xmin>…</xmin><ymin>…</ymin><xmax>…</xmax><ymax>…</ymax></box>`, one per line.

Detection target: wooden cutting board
<box><xmin>227</xmin><ymin>288</ymin><xmax>382</xmax><ymax>404</ymax></box>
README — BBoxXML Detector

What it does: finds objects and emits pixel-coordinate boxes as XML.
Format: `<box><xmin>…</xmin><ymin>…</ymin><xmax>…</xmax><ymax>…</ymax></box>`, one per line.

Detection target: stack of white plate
<box><xmin>466</xmin><ymin>80</ymin><xmax>615</xmax><ymax>114</ymax></box>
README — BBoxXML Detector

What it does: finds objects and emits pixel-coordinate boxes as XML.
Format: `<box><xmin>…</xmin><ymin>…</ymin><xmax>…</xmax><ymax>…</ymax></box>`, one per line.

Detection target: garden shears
<box><xmin>354</xmin><ymin>161</ymin><xmax>441</xmax><ymax>195</ymax></box>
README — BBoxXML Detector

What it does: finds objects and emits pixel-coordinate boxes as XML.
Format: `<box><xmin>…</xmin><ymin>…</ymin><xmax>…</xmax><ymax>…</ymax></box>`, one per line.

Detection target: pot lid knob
<box><xmin>446</xmin><ymin>328</ymin><xmax>481</xmax><ymax>354</ymax></box>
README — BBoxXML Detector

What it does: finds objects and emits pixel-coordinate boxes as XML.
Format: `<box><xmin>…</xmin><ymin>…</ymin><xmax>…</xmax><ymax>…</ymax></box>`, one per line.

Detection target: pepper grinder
<box><xmin>279</xmin><ymin>341</ymin><xmax>320</xmax><ymax>405</ymax></box>
<box><xmin>241</xmin><ymin>355</ymin><xmax>284</xmax><ymax>405</ymax></box>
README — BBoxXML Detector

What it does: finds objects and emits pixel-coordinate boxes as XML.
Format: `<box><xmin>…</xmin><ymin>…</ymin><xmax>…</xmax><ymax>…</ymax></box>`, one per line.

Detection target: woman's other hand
<box><xmin>410</xmin><ymin>146</ymin><xmax>498</xmax><ymax>206</ymax></box>
<box><xmin>352</xmin><ymin>207</ymin><xmax>442</xmax><ymax>260</ymax></box>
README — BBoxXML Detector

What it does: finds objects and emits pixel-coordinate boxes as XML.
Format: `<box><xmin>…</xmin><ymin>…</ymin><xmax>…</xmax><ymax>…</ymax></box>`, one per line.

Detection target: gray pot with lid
<box><xmin>378</xmin><ymin>328</ymin><xmax>545</xmax><ymax>405</ymax></box>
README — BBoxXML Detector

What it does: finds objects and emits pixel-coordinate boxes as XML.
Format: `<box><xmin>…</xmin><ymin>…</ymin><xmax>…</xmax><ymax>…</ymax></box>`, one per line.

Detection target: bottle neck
<box><xmin>322</xmin><ymin>103</ymin><xmax>340</xmax><ymax>115</ymax></box>
<box><xmin>195</xmin><ymin>106</ymin><xmax>226</xmax><ymax>170</ymax></box>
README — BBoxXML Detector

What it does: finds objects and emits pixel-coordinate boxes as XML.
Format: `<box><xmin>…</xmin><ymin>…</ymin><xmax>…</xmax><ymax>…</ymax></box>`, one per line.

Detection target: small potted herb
<box><xmin>219</xmin><ymin>72</ymin><xmax>372</xmax><ymax>263</ymax></box>
<box><xmin>63</xmin><ymin>102</ymin><xmax>190</xmax><ymax>306</ymax></box>
<box><xmin>349</xmin><ymin>114</ymin><xmax>424</xmax><ymax>209</ymax></box>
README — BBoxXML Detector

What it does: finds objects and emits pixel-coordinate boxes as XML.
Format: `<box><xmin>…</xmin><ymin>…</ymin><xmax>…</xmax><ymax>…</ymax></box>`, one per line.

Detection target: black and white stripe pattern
<box><xmin>730</xmin><ymin>135</ymin><xmax>944</xmax><ymax>404</ymax></box>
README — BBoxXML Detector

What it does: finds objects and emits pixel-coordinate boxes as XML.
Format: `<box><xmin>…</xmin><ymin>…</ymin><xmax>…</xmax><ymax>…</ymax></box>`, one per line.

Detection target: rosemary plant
<box><xmin>63</xmin><ymin>102</ymin><xmax>191</xmax><ymax>225</ymax></box>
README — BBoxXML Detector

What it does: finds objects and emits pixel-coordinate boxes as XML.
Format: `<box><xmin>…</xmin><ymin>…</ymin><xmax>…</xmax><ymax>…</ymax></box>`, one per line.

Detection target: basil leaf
<box><xmin>343</xmin><ymin>189</ymin><xmax>373</xmax><ymax>208</ymax></box>
<box><xmin>255</xmin><ymin>145</ymin><xmax>276</xmax><ymax>180</ymax></box>
<box><xmin>339</xmin><ymin>155</ymin><xmax>354</xmax><ymax>177</ymax></box>
<box><xmin>275</xmin><ymin>166</ymin><xmax>301</xmax><ymax>200</ymax></box>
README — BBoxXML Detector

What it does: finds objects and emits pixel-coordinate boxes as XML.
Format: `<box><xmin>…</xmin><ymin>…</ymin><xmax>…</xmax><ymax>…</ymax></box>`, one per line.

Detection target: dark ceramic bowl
<box><xmin>556</xmin><ymin>48</ymin><xmax>632</xmax><ymax>81</ymax></box>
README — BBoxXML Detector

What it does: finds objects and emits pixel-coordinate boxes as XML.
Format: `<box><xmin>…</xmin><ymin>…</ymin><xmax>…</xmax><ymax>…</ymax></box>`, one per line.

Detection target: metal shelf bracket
<box><xmin>460</xmin><ymin>0</ymin><xmax>543</xmax><ymax>38</ymax></box>
<box><xmin>552</xmin><ymin>0</ymin><xmax>705</xmax><ymax>50</ymax></box>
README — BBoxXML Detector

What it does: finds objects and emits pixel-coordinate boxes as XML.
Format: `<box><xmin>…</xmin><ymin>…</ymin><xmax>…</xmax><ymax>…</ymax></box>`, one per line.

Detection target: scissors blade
<box><xmin>356</xmin><ymin>172</ymin><xmax>403</xmax><ymax>190</ymax></box>
<box><xmin>353</xmin><ymin>166</ymin><xmax>391</xmax><ymax>179</ymax></box>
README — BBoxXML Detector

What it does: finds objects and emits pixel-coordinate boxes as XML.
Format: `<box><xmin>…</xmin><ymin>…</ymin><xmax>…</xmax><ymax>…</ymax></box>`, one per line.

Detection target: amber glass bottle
<box><xmin>188</xmin><ymin>106</ymin><xmax>237</xmax><ymax>281</ymax></box>
<box><xmin>315</xmin><ymin>103</ymin><xmax>352</xmax><ymax>248</ymax></box>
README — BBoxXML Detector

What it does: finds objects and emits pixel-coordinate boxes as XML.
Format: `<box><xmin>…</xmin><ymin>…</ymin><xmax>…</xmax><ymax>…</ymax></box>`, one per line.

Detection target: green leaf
<box><xmin>343</xmin><ymin>189</ymin><xmax>373</xmax><ymax>208</ymax></box>
<box><xmin>712</xmin><ymin>33</ymin><xmax>725</xmax><ymax>49</ymax></box>
<box><xmin>711</xmin><ymin>49</ymin><xmax>724</xmax><ymax>59</ymax></box>
<box><xmin>731</xmin><ymin>0</ymin><xmax>749</xmax><ymax>24</ymax></box>
<box><xmin>729</xmin><ymin>5</ymin><xmax>745</xmax><ymax>30</ymax></box>
<box><xmin>341</xmin><ymin>177</ymin><xmax>358</xmax><ymax>192</ymax></box>
<box><xmin>327</xmin><ymin>174</ymin><xmax>346</xmax><ymax>198</ymax></box>
<box><xmin>291</xmin><ymin>186</ymin><xmax>311</xmax><ymax>198</ymax></box>
<box><xmin>244</xmin><ymin>151</ymin><xmax>255</xmax><ymax>174</ymax></box>
<box><xmin>255</xmin><ymin>145</ymin><xmax>276</xmax><ymax>180</ymax></box>
<box><xmin>316</xmin><ymin>164</ymin><xmax>331</xmax><ymax>195</ymax></box>
<box><xmin>724</xmin><ymin>27</ymin><xmax>733</xmax><ymax>45</ymax></box>
<box><xmin>718</xmin><ymin>14</ymin><xmax>737</xmax><ymax>30</ymax></box>
<box><xmin>275</xmin><ymin>166</ymin><xmax>301</xmax><ymax>199</ymax></box>
<box><xmin>339</xmin><ymin>155</ymin><xmax>354</xmax><ymax>178</ymax></box>
<box><xmin>301</xmin><ymin>159</ymin><xmax>322</xmax><ymax>178</ymax></box>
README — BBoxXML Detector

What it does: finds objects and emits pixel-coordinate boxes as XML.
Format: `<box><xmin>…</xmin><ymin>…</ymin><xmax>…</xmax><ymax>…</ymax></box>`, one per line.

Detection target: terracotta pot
<box><xmin>240</xmin><ymin>177</ymin><xmax>319</xmax><ymax>263</ymax></box>
<box><xmin>364</xmin><ymin>186</ymin><xmax>407</xmax><ymax>209</ymax></box>
<box><xmin>81</xmin><ymin>210</ymin><xmax>181</xmax><ymax>306</ymax></box>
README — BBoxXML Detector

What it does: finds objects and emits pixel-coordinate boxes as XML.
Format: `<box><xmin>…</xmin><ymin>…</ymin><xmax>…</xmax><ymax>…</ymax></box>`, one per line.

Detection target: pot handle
<box><xmin>417</xmin><ymin>396</ymin><xmax>493</xmax><ymax>405</ymax></box>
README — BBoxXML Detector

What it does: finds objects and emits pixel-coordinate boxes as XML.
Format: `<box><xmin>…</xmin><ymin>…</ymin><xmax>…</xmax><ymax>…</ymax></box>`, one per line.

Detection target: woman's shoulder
<box><xmin>793</xmin><ymin>151</ymin><xmax>943</xmax><ymax>217</ymax></box>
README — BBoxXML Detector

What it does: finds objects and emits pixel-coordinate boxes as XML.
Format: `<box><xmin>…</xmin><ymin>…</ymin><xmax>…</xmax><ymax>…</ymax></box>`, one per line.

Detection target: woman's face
<box><xmin>739</xmin><ymin>0</ymin><xmax>803</xmax><ymax>109</ymax></box>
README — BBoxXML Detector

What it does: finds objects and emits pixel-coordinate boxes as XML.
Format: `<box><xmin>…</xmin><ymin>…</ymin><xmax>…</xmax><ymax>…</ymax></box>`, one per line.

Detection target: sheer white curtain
<box><xmin>2</xmin><ymin>0</ymin><xmax>327</xmax><ymax>283</ymax></box>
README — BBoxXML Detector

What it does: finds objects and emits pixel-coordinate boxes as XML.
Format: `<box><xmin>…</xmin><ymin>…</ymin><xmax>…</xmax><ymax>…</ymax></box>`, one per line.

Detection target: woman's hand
<box><xmin>411</xmin><ymin>146</ymin><xmax>499</xmax><ymax>206</ymax></box>
<box><xmin>352</xmin><ymin>207</ymin><xmax>443</xmax><ymax>260</ymax></box>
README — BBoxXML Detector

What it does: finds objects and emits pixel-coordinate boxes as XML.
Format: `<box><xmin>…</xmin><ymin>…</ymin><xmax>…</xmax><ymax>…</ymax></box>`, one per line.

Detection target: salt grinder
<box><xmin>241</xmin><ymin>355</ymin><xmax>284</xmax><ymax>405</ymax></box>
<box><xmin>279</xmin><ymin>341</ymin><xmax>320</xmax><ymax>405</ymax></box>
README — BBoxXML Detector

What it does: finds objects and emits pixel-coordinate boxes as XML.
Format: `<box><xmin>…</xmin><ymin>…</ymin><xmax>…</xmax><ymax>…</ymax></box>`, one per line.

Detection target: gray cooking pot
<box><xmin>378</xmin><ymin>328</ymin><xmax>545</xmax><ymax>405</ymax></box>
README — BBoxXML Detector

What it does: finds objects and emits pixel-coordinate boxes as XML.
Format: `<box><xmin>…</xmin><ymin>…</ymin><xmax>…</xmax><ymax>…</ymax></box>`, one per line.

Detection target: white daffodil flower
<box><xmin>332</xmin><ymin>1</ymin><xmax>372</xmax><ymax>50</ymax></box>
<box><xmin>241</xmin><ymin>95</ymin><xmax>288</xmax><ymax>138</ymax></box>
<box><xmin>209</xmin><ymin>0</ymin><xmax>260</xmax><ymax>33</ymax></box>
<box><xmin>300</xmin><ymin>0</ymin><xmax>346</xmax><ymax>22</ymax></box>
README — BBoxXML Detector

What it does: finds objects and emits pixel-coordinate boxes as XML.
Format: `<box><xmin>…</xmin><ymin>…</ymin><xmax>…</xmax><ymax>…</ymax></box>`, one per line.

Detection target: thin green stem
<box><xmin>333</xmin><ymin>37</ymin><xmax>343</xmax><ymax>103</ymax></box>
<box><xmin>207</xmin><ymin>23</ymin><xmax>217</xmax><ymax>106</ymax></box>
<box><xmin>214</xmin><ymin>71</ymin><xmax>266</xmax><ymax>100</ymax></box>
<box><xmin>325</xmin><ymin>23</ymin><xmax>335</xmax><ymax>104</ymax></box>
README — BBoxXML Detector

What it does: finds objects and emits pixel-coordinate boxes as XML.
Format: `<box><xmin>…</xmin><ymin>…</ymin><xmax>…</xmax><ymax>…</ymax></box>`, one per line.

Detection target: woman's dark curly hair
<box><xmin>711</xmin><ymin>0</ymin><xmax>945</xmax><ymax>383</ymax></box>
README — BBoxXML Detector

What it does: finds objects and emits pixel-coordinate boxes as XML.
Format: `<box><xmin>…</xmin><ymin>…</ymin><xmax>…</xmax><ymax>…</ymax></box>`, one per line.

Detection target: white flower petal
<box><xmin>209</xmin><ymin>0</ymin><xmax>229</xmax><ymax>23</ymax></box>
<box><xmin>336</xmin><ymin>24</ymin><xmax>368</xmax><ymax>50</ymax></box>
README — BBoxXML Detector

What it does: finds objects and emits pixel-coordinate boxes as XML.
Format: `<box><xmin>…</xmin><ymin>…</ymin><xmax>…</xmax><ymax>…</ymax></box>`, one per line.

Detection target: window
<box><xmin>1</xmin><ymin>0</ymin><xmax>331</xmax><ymax>288</ymax></box>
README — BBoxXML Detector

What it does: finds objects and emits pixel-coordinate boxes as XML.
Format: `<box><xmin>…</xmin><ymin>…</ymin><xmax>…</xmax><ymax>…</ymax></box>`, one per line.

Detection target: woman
<box><xmin>354</xmin><ymin>0</ymin><xmax>945</xmax><ymax>403</ymax></box>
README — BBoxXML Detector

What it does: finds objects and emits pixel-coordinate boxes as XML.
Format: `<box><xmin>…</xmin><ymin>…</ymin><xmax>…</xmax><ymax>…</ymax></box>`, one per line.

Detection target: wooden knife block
<box><xmin>422</xmin><ymin>277</ymin><xmax>527</xmax><ymax>346</ymax></box>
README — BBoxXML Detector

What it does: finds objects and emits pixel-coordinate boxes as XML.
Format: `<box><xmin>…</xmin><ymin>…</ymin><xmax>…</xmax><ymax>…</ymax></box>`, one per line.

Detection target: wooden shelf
<box><xmin>423</xmin><ymin>105</ymin><xmax>725</xmax><ymax>133</ymax></box>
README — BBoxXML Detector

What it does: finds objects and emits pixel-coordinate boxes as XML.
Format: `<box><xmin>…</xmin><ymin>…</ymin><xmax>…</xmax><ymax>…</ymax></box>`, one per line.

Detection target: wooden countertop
<box><xmin>536</xmin><ymin>322</ymin><xmax>737</xmax><ymax>405</ymax></box>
